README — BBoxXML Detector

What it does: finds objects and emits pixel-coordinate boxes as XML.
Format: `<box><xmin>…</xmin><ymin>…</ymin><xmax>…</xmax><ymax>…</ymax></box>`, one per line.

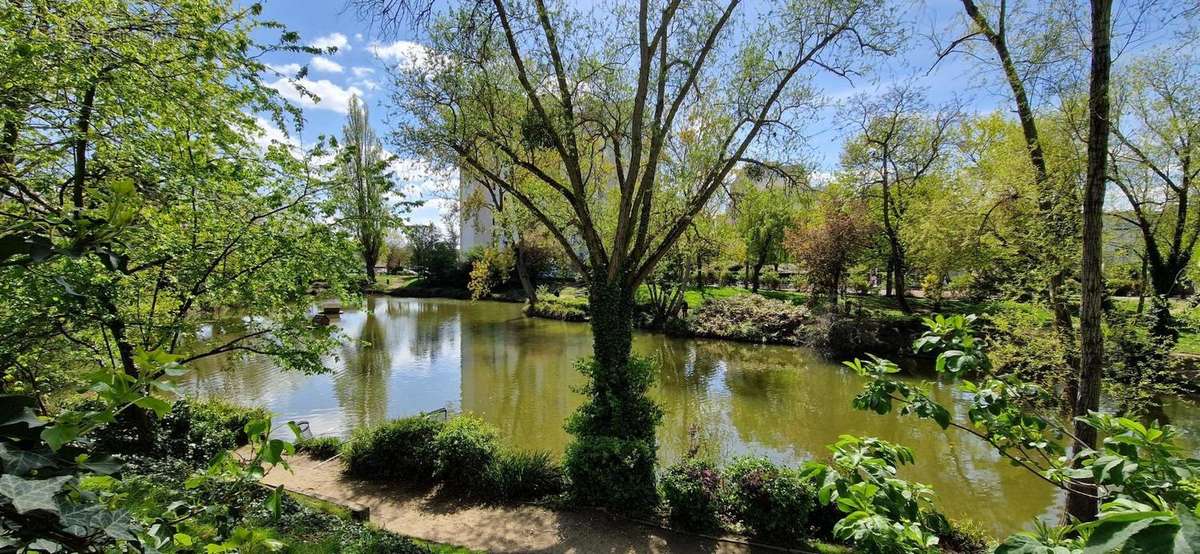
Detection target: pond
<box><xmin>181</xmin><ymin>295</ymin><xmax>1200</xmax><ymax>537</ymax></box>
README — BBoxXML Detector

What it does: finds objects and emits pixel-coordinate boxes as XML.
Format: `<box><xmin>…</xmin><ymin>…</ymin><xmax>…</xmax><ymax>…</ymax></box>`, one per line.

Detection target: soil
<box><xmin>260</xmin><ymin>452</ymin><xmax>777</xmax><ymax>553</ymax></box>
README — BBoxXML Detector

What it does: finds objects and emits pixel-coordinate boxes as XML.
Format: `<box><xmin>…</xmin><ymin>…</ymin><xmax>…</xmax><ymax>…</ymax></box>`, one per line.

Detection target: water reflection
<box><xmin>182</xmin><ymin>296</ymin><xmax>1197</xmax><ymax>536</ymax></box>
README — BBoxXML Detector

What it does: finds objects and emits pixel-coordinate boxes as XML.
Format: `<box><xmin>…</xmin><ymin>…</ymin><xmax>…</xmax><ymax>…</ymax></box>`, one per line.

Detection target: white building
<box><xmin>458</xmin><ymin>171</ymin><xmax>497</xmax><ymax>253</ymax></box>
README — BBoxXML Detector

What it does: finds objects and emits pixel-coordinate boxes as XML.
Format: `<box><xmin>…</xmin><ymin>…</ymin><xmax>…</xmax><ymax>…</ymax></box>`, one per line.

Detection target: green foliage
<box><xmin>721</xmin><ymin>457</ymin><xmax>816</xmax><ymax>543</ymax></box>
<box><xmin>563</xmin><ymin>356</ymin><xmax>662</xmax><ymax>512</ymax></box>
<box><xmin>525</xmin><ymin>286</ymin><xmax>589</xmax><ymax>321</ymax></box>
<box><xmin>467</xmin><ymin>247</ymin><xmax>514</xmax><ymax>300</ymax></box>
<box><xmin>660</xmin><ymin>458</ymin><xmax>723</xmax><ymax>532</ymax></box>
<box><xmin>342</xmin><ymin>416</ymin><xmax>445</xmax><ymax>481</ymax></box>
<box><xmin>433</xmin><ymin>414</ymin><xmax>501</xmax><ymax>486</ymax></box>
<box><xmin>295</xmin><ymin>437</ymin><xmax>343</xmax><ymax>460</ymax></box>
<box><xmin>562</xmin><ymin>435</ymin><xmax>658</xmax><ymax>511</ymax></box>
<box><xmin>934</xmin><ymin>518</ymin><xmax>993</xmax><ymax>554</ymax></box>
<box><xmin>406</xmin><ymin>225</ymin><xmax>467</xmax><ymax>286</ymax></box>
<box><xmin>484</xmin><ymin>450</ymin><xmax>565</xmax><ymax>502</ymax></box>
<box><xmin>986</xmin><ymin>303</ymin><xmax>1073</xmax><ymax>398</ymax></box>
<box><xmin>804</xmin><ymin>436</ymin><xmax>939</xmax><ymax>553</ymax></box>
<box><xmin>327</xmin><ymin>95</ymin><xmax>415</xmax><ymax>283</ymax></box>
<box><xmin>1104</xmin><ymin>310</ymin><xmax>1182</xmax><ymax>415</ymax></box>
<box><xmin>847</xmin><ymin>314</ymin><xmax>1200</xmax><ymax>553</ymax></box>
<box><xmin>687</xmin><ymin>295</ymin><xmax>811</xmax><ymax>344</ymax></box>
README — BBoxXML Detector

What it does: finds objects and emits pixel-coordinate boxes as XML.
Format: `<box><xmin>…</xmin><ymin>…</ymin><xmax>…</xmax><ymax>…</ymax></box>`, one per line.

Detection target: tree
<box><xmin>0</xmin><ymin>0</ymin><xmax>358</xmax><ymax>441</ymax></box>
<box><xmin>405</xmin><ymin>223</ymin><xmax>461</xmax><ymax>284</ymax></box>
<box><xmin>332</xmin><ymin>95</ymin><xmax>410</xmax><ymax>284</ymax></box>
<box><xmin>461</xmin><ymin>171</ymin><xmax>562</xmax><ymax>307</ymax></box>
<box><xmin>362</xmin><ymin>0</ymin><xmax>901</xmax><ymax>505</ymax></box>
<box><xmin>785</xmin><ymin>194</ymin><xmax>875</xmax><ymax>306</ymax></box>
<box><xmin>731</xmin><ymin>169</ymin><xmax>801</xmax><ymax>293</ymax></box>
<box><xmin>1108</xmin><ymin>50</ymin><xmax>1200</xmax><ymax>334</ymax></box>
<box><xmin>940</xmin><ymin>0</ymin><xmax>1081</xmax><ymax>380</ymax></box>
<box><xmin>1069</xmin><ymin>0</ymin><xmax>1113</xmax><ymax>523</ymax></box>
<box><xmin>841</xmin><ymin>85</ymin><xmax>958</xmax><ymax>312</ymax></box>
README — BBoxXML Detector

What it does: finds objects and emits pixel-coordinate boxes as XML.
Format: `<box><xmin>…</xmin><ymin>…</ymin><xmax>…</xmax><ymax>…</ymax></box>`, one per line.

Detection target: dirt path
<box><xmin>261</xmin><ymin>453</ymin><xmax>773</xmax><ymax>553</ymax></box>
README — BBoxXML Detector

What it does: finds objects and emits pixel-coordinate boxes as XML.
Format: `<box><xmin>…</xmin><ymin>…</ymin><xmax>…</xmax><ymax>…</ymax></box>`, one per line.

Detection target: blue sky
<box><xmin>247</xmin><ymin>0</ymin><xmax>1183</xmax><ymax>226</ymax></box>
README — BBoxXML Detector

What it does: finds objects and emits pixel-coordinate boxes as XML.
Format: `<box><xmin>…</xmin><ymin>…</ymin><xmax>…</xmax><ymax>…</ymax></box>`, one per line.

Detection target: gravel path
<box><xmin>261</xmin><ymin>453</ymin><xmax>773</xmax><ymax>553</ymax></box>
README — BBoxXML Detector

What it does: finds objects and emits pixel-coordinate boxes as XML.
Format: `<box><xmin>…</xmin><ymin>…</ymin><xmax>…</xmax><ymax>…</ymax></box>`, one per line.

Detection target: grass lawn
<box><xmin>373</xmin><ymin>274</ymin><xmax>420</xmax><ymax>289</ymax></box>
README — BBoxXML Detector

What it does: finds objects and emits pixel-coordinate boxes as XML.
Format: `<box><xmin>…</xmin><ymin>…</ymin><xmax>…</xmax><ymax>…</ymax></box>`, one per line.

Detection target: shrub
<box><xmin>720</xmin><ymin>269</ymin><xmax>738</xmax><ymax>286</ymax></box>
<box><xmin>433</xmin><ymin>414</ymin><xmax>501</xmax><ymax>487</ymax></box>
<box><xmin>563</xmin><ymin>435</ymin><xmax>658</xmax><ymax>511</ymax></box>
<box><xmin>687</xmin><ymin>295</ymin><xmax>810</xmax><ymax>344</ymax></box>
<box><xmin>295</xmin><ymin>436</ymin><xmax>343</xmax><ymax>460</ymax></box>
<box><xmin>342</xmin><ymin>416</ymin><xmax>444</xmax><ymax>481</ymax></box>
<box><xmin>660</xmin><ymin>458</ymin><xmax>723</xmax><ymax>532</ymax></box>
<box><xmin>721</xmin><ymin>457</ymin><xmax>815</xmax><ymax>543</ymax></box>
<box><xmin>761</xmin><ymin>270</ymin><xmax>781</xmax><ymax>290</ymax></box>
<box><xmin>525</xmin><ymin>287</ymin><xmax>590</xmax><ymax>321</ymax></box>
<box><xmin>935</xmin><ymin>517</ymin><xmax>992</xmax><ymax>554</ymax></box>
<box><xmin>90</xmin><ymin>397</ymin><xmax>269</xmax><ymax>465</ymax></box>
<box><xmin>485</xmin><ymin>450</ymin><xmax>565</xmax><ymax>501</ymax></box>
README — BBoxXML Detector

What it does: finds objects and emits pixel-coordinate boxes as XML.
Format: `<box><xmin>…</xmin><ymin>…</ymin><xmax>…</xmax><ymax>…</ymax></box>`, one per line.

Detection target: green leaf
<box><xmin>995</xmin><ymin>534</ymin><xmax>1074</xmax><ymax>554</ymax></box>
<box><xmin>0</xmin><ymin>474</ymin><xmax>71</xmax><ymax>514</ymax></box>
<box><xmin>265</xmin><ymin>485</ymin><xmax>283</xmax><ymax>520</ymax></box>
<box><xmin>59</xmin><ymin>501</ymin><xmax>138</xmax><ymax>541</ymax></box>
<box><xmin>134</xmin><ymin>396</ymin><xmax>172</xmax><ymax>417</ymax></box>
<box><xmin>1082</xmin><ymin>511</ymin><xmax>1174</xmax><ymax>553</ymax></box>
<box><xmin>40</xmin><ymin>424</ymin><xmax>80</xmax><ymax>451</ymax></box>
<box><xmin>0</xmin><ymin>442</ymin><xmax>56</xmax><ymax>475</ymax></box>
<box><xmin>79</xmin><ymin>454</ymin><xmax>123</xmax><ymax>475</ymax></box>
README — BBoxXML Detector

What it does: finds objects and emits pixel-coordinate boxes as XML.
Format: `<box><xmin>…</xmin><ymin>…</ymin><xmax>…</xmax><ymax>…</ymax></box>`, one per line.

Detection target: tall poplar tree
<box><xmin>334</xmin><ymin>95</ymin><xmax>403</xmax><ymax>283</ymax></box>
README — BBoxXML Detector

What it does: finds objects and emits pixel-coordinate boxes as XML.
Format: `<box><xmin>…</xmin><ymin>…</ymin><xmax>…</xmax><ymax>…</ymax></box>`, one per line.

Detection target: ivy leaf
<box><xmin>0</xmin><ymin>442</ymin><xmax>56</xmax><ymax>475</ymax></box>
<box><xmin>0</xmin><ymin>474</ymin><xmax>71</xmax><ymax>514</ymax></box>
<box><xmin>79</xmin><ymin>454</ymin><xmax>123</xmax><ymax>475</ymax></box>
<box><xmin>0</xmin><ymin>395</ymin><xmax>45</xmax><ymax>436</ymax></box>
<box><xmin>60</xmin><ymin>501</ymin><xmax>138</xmax><ymax>541</ymax></box>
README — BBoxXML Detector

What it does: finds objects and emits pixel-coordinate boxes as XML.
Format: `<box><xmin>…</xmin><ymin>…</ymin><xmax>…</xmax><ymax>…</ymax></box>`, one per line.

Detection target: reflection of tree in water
<box><xmin>403</xmin><ymin>300</ymin><xmax>460</xmax><ymax>362</ymax></box>
<box><xmin>458</xmin><ymin>317</ymin><xmax>590</xmax><ymax>454</ymax></box>
<box><xmin>334</xmin><ymin>298</ymin><xmax>392</xmax><ymax>429</ymax></box>
<box><xmin>714</xmin><ymin>343</ymin><xmax>1057</xmax><ymax>535</ymax></box>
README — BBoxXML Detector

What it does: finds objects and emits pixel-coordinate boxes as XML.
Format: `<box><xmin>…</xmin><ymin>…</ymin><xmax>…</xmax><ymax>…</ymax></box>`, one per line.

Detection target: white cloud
<box><xmin>368</xmin><ymin>40</ymin><xmax>431</xmax><ymax>69</ymax></box>
<box><xmin>310</xmin><ymin>32</ymin><xmax>350</xmax><ymax>53</ymax></box>
<box><xmin>267</xmin><ymin>77</ymin><xmax>363</xmax><ymax>113</ymax></box>
<box><xmin>310</xmin><ymin>56</ymin><xmax>344</xmax><ymax>73</ymax></box>
<box><xmin>354</xmin><ymin>33</ymin><xmax>364</xmax><ymax>42</ymax></box>
<box><xmin>266</xmin><ymin>62</ymin><xmax>302</xmax><ymax>75</ymax></box>
<box><xmin>354</xmin><ymin>79</ymin><xmax>380</xmax><ymax>91</ymax></box>
<box><xmin>251</xmin><ymin>116</ymin><xmax>300</xmax><ymax>153</ymax></box>
<box><xmin>351</xmin><ymin>66</ymin><xmax>375</xmax><ymax>78</ymax></box>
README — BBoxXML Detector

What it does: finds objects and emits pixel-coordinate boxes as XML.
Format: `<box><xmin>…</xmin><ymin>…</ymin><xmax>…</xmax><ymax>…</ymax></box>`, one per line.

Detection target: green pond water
<box><xmin>182</xmin><ymin>295</ymin><xmax>1200</xmax><ymax>537</ymax></box>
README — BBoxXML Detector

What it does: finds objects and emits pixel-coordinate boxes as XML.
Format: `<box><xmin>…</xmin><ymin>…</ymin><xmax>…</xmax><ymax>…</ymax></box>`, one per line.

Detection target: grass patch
<box><xmin>295</xmin><ymin>436</ymin><xmax>342</xmax><ymax>459</ymax></box>
<box><xmin>284</xmin><ymin>490</ymin><xmax>353</xmax><ymax>521</ymax></box>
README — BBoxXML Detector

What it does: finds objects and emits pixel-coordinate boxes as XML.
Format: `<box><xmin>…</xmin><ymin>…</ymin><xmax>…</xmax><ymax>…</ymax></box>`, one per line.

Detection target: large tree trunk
<box><xmin>750</xmin><ymin>249</ymin><xmax>767</xmax><ymax>293</ymax></box>
<box><xmin>515</xmin><ymin>243</ymin><xmax>537</xmax><ymax>308</ymax></box>
<box><xmin>1068</xmin><ymin>0</ymin><xmax>1112</xmax><ymax>523</ymax></box>
<box><xmin>363</xmin><ymin>249</ymin><xmax>377</xmax><ymax>284</ymax></box>
<box><xmin>891</xmin><ymin>247</ymin><xmax>911</xmax><ymax>313</ymax></box>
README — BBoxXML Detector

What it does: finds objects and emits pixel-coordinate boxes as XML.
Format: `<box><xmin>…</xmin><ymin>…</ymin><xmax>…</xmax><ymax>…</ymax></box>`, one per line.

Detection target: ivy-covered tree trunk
<box><xmin>563</xmin><ymin>279</ymin><xmax>659</xmax><ymax>511</ymax></box>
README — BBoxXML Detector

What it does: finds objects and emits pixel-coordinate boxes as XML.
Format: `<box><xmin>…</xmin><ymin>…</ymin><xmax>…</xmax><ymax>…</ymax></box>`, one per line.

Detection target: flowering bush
<box><xmin>687</xmin><ymin>295</ymin><xmax>810</xmax><ymax>344</ymax></box>
<box><xmin>661</xmin><ymin>458</ymin><xmax>723</xmax><ymax>532</ymax></box>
